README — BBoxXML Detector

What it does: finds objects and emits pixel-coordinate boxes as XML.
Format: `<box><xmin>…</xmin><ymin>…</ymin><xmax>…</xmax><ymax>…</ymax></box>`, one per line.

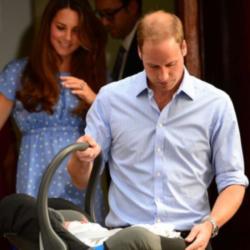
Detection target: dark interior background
<box><xmin>190</xmin><ymin>1</ymin><xmax>250</xmax><ymax>249</ymax></box>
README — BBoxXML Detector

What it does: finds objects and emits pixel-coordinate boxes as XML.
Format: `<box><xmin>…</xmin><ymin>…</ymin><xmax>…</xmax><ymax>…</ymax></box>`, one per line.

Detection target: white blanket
<box><xmin>66</xmin><ymin>221</ymin><xmax>181</xmax><ymax>247</ymax></box>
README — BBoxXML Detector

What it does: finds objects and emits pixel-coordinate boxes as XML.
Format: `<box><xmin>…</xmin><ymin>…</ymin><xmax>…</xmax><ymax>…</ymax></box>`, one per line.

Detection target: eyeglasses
<box><xmin>96</xmin><ymin>5</ymin><xmax>125</xmax><ymax>21</ymax></box>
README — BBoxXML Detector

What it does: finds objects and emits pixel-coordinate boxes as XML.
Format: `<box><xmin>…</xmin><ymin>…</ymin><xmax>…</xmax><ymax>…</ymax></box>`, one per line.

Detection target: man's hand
<box><xmin>75</xmin><ymin>134</ymin><xmax>101</xmax><ymax>162</ymax></box>
<box><xmin>67</xmin><ymin>134</ymin><xmax>101</xmax><ymax>189</ymax></box>
<box><xmin>185</xmin><ymin>220</ymin><xmax>213</xmax><ymax>250</ymax></box>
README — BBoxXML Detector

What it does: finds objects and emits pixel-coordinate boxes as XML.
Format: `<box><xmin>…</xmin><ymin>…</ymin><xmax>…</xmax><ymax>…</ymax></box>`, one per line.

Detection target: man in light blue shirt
<box><xmin>68</xmin><ymin>10</ymin><xmax>248</xmax><ymax>250</ymax></box>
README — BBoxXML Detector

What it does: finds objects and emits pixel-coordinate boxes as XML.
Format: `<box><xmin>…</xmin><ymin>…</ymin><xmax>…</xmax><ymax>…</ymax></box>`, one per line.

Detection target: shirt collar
<box><xmin>122</xmin><ymin>22</ymin><xmax>138</xmax><ymax>51</ymax></box>
<box><xmin>135</xmin><ymin>68</ymin><xmax>196</xmax><ymax>100</ymax></box>
<box><xmin>175</xmin><ymin>68</ymin><xmax>195</xmax><ymax>100</ymax></box>
<box><xmin>133</xmin><ymin>71</ymin><xmax>148</xmax><ymax>96</ymax></box>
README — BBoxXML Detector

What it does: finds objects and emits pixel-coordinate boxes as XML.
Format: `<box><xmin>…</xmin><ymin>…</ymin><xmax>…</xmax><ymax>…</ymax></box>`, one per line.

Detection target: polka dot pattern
<box><xmin>0</xmin><ymin>59</ymin><xmax>106</xmax><ymax>224</ymax></box>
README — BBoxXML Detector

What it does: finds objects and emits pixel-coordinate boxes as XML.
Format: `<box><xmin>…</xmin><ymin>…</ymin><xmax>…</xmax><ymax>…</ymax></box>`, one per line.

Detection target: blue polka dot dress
<box><xmin>0</xmin><ymin>59</ymin><xmax>105</xmax><ymax>224</ymax></box>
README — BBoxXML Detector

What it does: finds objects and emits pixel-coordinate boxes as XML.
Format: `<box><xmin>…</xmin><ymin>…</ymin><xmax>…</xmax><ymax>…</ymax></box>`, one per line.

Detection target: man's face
<box><xmin>139</xmin><ymin>38</ymin><xmax>187</xmax><ymax>94</ymax></box>
<box><xmin>94</xmin><ymin>0</ymin><xmax>137</xmax><ymax>39</ymax></box>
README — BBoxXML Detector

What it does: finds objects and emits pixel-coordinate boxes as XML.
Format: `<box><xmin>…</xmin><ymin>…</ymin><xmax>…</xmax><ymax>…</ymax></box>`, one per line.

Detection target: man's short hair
<box><xmin>137</xmin><ymin>10</ymin><xmax>184</xmax><ymax>49</ymax></box>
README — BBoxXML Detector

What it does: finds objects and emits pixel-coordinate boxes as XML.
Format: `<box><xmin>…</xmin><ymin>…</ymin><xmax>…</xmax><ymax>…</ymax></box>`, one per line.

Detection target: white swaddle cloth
<box><xmin>66</xmin><ymin>221</ymin><xmax>181</xmax><ymax>247</ymax></box>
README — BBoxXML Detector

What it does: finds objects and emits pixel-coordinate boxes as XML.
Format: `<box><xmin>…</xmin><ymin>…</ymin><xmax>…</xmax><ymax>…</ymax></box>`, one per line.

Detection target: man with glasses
<box><xmin>94</xmin><ymin>0</ymin><xmax>143</xmax><ymax>81</ymax></box>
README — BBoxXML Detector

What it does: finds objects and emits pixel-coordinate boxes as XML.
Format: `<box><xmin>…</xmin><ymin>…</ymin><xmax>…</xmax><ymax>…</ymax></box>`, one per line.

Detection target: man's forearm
<box><xmin>67</xmin><ymin>154</ymin><xmax>93</xmax><ymax>190</ymax></box>
<box><xmin>210</xmin><ymin>184</ymin><xmax>246</xmax><ymax>228</ymax></box>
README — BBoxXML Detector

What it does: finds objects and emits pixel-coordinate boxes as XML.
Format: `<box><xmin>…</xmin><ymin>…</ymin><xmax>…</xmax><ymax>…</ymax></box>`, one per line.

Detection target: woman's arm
<box><xmin>0</xmin><ymin>93</ymin><xmax>14</xmax><ymax>130</ymax></box>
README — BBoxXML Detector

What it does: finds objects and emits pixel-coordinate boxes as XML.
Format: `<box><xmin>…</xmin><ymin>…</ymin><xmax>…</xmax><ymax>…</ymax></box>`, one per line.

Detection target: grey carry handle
<box><xmin>37</xmin><ymin>142</ymin><xmax>103</xmax><ymax>250</ymax></box>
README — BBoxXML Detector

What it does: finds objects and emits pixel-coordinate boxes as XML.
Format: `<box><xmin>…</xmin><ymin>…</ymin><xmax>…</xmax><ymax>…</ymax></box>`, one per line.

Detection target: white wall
<box><xmin>0</xmin><ymin>0</ymin><xmax>32</xmax><ymax>70</ymax></box>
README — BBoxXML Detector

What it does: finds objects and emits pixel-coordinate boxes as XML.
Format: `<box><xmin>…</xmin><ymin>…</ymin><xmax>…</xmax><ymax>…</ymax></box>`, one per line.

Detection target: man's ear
<box><xmin>181</xmin><ymin>40</ymin><xmax>187</xmax><ymax>57</ymax></box>
<box><xmin>137</xmin><ymin>46</ymin><xmax>142</xmax><ymax>60</ymax></box>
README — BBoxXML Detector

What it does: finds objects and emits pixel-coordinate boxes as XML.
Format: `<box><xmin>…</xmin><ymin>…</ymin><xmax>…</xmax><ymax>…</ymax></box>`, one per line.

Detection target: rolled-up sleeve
<box><xmin>211</xmin><ymin>94</ymin><xmax>249</xmax><ymax>192</ymax></box>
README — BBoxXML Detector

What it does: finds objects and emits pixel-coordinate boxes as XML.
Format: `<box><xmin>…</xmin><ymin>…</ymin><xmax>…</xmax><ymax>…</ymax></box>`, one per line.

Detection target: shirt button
<box><xmin>156</xmin><ymin>172</ymin><xmax>161</xmax><ymax>177</ymax></box>
<box><xmin>157</xmin><ymin>218</ymin><xmax>161</xmax><ymax>223</ymax></box>
<box><xmin>156</xmin><ymin>147</ymin><xmax>161</xmax><ymax>153</ymax></box>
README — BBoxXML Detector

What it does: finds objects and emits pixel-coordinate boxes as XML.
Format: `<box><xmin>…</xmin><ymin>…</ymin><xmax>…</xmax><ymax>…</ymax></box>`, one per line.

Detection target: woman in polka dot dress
<box><xmin>0</xmin><ymin>0</ymin><xmax>107</xmax><ymax>223</ymax></box>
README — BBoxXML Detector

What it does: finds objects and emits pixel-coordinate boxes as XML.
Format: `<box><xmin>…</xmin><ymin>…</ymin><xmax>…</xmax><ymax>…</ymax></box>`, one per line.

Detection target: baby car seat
<box><xmin>4</xmin><ymin>142</ymin><xmax>103</xmax><ymax>250</ymax></box>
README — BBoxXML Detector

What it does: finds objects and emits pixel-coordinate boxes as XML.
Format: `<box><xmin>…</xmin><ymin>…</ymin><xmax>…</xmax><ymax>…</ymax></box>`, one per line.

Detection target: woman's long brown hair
<box><xmin>17</xmin><ymin>0</ymin><xmax>107</xmax><ymax>115</ymax></box>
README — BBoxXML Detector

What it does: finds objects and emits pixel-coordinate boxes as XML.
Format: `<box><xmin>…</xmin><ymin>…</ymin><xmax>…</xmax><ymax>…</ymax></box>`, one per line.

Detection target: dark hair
<box><xmin>17</xmin><ymin>0</ymin><xmax>106</xmax><ymax>115</ymax></box>
<box><xmin>122</xmin><ymin>0</ymin><xmax>142</xmax><ymax>15</ymax></box>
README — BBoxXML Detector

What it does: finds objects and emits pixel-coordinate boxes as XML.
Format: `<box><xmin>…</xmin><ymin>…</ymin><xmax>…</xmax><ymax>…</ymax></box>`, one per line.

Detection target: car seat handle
<box><xmin>37</xmin><ymin>142</ymin><xmax>103</xmax><ymax>250</ymax></box>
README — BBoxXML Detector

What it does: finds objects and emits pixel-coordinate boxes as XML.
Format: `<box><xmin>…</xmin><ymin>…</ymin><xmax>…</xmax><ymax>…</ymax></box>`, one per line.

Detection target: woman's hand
<box><xmin>60</xmin><ymin>76</ymin><xmax>96</xmax><ymax>105</ymax></box>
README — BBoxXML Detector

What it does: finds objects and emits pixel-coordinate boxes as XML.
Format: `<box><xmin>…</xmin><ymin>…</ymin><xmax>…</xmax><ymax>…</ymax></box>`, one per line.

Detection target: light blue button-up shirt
<box><xmin>85</xmin><ymin>69</ymin><xmax>248</xmax><ymax>230</ymax></box>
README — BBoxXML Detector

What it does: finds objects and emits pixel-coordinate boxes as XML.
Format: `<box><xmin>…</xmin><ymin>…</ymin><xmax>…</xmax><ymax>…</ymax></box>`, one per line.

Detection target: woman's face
<box><xmin>50</xmin><ymin>8</ymin><xmax>81</xmax><ymax>61</ymax></box>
